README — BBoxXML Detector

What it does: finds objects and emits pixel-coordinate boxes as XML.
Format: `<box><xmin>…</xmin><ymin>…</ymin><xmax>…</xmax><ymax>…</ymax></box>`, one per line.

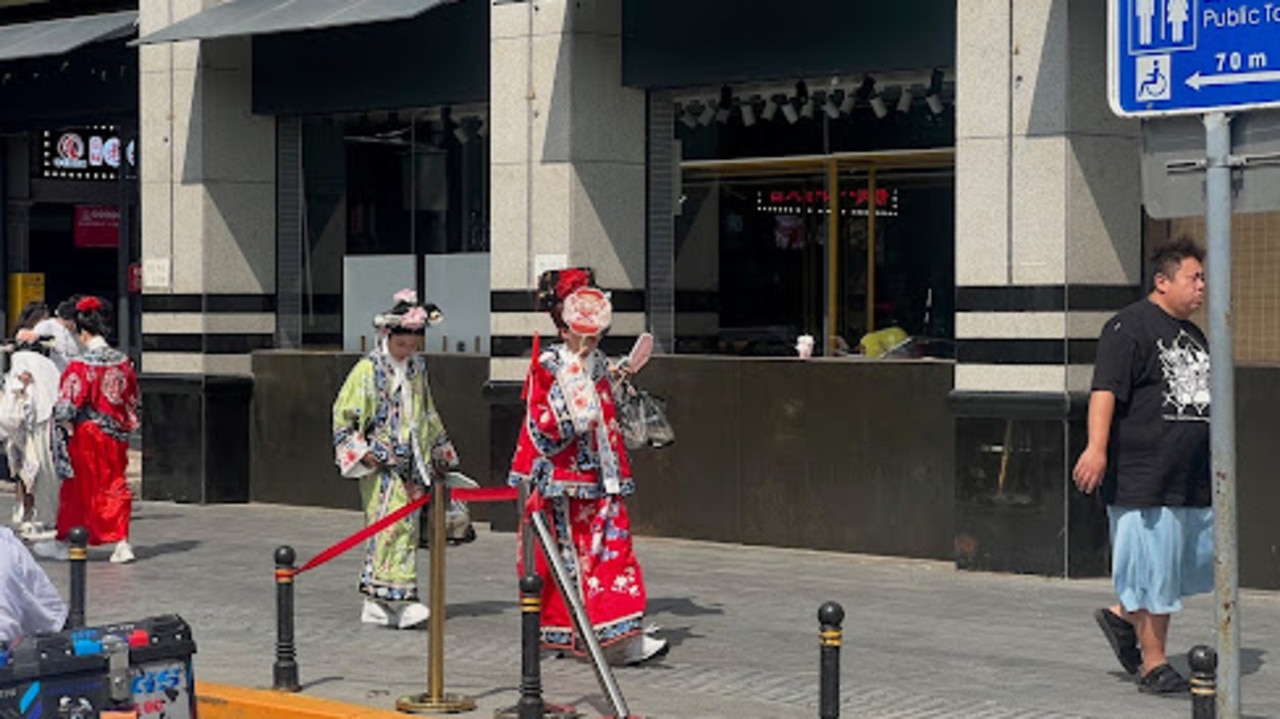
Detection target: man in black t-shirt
<box><xmin>1073</xmin><ymin>237</ymin><xmax>1212</xmax><ymax>696</ymax></box>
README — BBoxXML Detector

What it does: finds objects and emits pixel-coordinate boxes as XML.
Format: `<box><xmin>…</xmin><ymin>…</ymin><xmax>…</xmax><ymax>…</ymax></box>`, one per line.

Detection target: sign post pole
<box><xmin>1204</xmin><ymin>110</ymin><xmax>1240</xmax><ymax>719</ymax></box>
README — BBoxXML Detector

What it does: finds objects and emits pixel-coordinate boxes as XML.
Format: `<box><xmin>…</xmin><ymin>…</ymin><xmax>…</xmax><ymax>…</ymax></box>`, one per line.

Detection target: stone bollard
<box><xmin>1189</xmin><ymin>645</ymin><xmax>1217</xmax><ymax>719</ymax></box>
<box><xmin>273</xmin><ymin>546</ymin><xmax>300</xmax><ymax>692</ymax></box>
<box><xmin>818</xmin><ymin>601</ymin><xmax>845</xmax><ymax>719</ymax></box>
<box><xmin>67</xmin><ymin>527</ymin><xmax>89</xmax><ymax>630</ymax></box>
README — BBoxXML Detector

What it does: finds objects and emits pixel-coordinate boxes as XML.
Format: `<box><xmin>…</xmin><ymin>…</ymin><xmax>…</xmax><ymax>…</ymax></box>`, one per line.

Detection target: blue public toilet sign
<box><xmin>1110</xmin><ymin>0</ymin><xmax>1280</xmax><ymax>116</ymax></box>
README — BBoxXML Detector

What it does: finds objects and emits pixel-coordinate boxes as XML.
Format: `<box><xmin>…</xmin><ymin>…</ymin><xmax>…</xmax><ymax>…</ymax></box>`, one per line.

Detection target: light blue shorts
<box><xmin>1108</xmin><ymin>505</ymin><xmax>1214</xmax><ymax>614</ymax></box>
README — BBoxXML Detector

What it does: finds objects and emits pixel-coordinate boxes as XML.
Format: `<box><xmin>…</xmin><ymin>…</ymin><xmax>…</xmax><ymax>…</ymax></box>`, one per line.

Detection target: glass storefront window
<box><xmin>668</xmin><ymin>72</ymin><xmax>955</xmax><ymax>359</ymax></box>
<box><xmin>295</xmin><ymin>107</ymin><xmax>488</xmax><ymax>348</ymax></box>
<box><xmin>675</xmin><ymin>164</ymin><xmax>954</xmax><ymax>358</ymax></box>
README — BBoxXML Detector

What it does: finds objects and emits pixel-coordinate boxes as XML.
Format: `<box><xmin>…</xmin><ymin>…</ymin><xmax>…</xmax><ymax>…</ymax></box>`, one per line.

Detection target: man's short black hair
<box><xmin>1150</xmin><ymin>237</ymin><xmax>1205</xmax><ymax>289</ymax></box>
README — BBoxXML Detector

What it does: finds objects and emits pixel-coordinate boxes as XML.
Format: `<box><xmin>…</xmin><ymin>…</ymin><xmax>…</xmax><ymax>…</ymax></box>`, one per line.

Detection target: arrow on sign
<box><xmin>1187</xmin><ymin>70</ymin><xmax>1280</xmax><ymax>91</ymax></box>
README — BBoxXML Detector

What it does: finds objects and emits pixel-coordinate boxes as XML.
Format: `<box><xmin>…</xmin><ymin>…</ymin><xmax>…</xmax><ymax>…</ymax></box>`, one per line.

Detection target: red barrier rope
<box><xmin>288</xmin><ymin>486</ymin><xmax>519</xmax><ymax>576</ymax></box>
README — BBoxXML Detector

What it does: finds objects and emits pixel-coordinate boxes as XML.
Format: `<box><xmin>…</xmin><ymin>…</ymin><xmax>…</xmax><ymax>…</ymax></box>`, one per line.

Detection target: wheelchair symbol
<box><xmin>1136</xmin><ymin>55</ymin><xmax>1171</xmax><ymax>102</ymax></box>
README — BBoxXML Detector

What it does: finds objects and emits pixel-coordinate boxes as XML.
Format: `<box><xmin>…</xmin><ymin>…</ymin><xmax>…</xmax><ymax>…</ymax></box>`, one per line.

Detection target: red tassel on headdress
<box><xmin>521</xmin><ymin>333</ymin><xmax>541</xmax><ymax>401</ymax></box>
<box><xmin>76</xmin><ymin>296</ymin><xmax>102</xmax><ymax>313</ymax></box>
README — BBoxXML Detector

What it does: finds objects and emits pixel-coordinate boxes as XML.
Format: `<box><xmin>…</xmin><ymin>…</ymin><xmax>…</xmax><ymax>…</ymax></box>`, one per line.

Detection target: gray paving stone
<box><xmin>5</xmin><ymin>496</ymin><xmax>1278</xmax><ymax>718</ymax></box>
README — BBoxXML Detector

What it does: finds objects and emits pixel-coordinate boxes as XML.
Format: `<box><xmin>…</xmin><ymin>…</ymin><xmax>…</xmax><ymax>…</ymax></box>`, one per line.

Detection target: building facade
<box><xmin>5</xmin><ymin>0</ymin><xmax>1280</xmax><ymax>587</ymax></box>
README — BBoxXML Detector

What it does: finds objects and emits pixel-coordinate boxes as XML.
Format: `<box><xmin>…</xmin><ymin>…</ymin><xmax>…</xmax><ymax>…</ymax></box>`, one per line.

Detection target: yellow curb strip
<box><xmin>196</xmin><ymin>682</ymin><xmax>440</xmax><ymax>719</ymax></box>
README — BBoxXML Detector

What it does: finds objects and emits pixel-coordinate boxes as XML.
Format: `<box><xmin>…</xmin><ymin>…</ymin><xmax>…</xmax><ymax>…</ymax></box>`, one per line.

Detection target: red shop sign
<box><xmin>74</xmin><ymin>205</ymin><xmax>120</xmax><ymax>248</ymax></box>
<box><xmin>128</xmin><ymin>262</ymin><xmax>143</xmax><ymax>293</ymax></box>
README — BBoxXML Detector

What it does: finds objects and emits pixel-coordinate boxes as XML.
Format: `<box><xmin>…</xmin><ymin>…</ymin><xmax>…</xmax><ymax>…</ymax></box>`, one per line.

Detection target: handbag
<box><xmin>613</xmin><ymin>378</ymin><xmax>674</xmax><ymax>450</ymax></box>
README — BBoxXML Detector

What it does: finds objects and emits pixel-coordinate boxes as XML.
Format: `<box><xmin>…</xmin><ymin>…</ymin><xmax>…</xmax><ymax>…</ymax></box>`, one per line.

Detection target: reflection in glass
<box><xmin>296</xmin><ymin>108</ymin><xmax>489</xmax><ymax>348</ymax></box>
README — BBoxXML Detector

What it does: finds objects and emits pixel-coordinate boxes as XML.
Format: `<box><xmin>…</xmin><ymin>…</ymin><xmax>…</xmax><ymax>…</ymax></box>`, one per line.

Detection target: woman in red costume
<box><xmin>51</xmin><ymin>296</ymin><xmax>139</xmax><ymax>563</ymax></box>
<box><xmin>508</xmin><ymin>267</ymin><xmax>668</xmax><ymax>666</ymax></box>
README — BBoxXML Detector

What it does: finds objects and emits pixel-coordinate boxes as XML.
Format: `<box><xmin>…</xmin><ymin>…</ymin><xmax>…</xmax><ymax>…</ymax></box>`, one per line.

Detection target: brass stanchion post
<box><xmin>398</xmin><ymin>481</ymin><xmax>476</xmax><ymax>714</ymax></box>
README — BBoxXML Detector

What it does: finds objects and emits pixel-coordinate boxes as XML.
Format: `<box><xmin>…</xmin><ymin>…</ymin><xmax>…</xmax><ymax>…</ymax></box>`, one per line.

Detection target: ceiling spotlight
<box><xmin>823</xmin><ymin>92</ymin><xmax>841</xmax><ymax>119</ymax></box>
<box><xmin>741</xmin><ymin>98</ymin><xmax>758</xmax><ymax>127</ymax></box>
<box><xmin>761</xmin><ymin>95</ymin><xmax>779</xmax><ymax>121</ymax></box>
<box><xmin>799</xmin><ymin>99</ymin><xmax>814</xmax><ymax>120</ymax></box>
<box><xmin>716</xmin><ymin>85</ymin><xmax>733</xmax><ymax>123</ymax></box>
<box><xmin>698</xmin><ymin>100</ymin><xmax>717</xmax><ymax>126</ymax></box>
<box><xmin>476</xmin><ymin>114</ymin><xmax>488</xmax><ymax>137</ymax></box>
<box><xmin>897</xmin><ymin>87</ymin><xmax>913</xmax><ymax>114</ymax></box>
<box><xmin>926</xmin><ymin>68</ymin><xmax>946</xmax><ymax>115</ymax></box>
<box><xmin>679</xmin><ymin>104</ymin><xmax>699</xmax><ymax>129</ymax></box>
<box><xmin>781</xmin><ymin>99</ymin><xmax>799</xmax><ymax>124</ymax></box>
<box><xmin>839</xmin><ymin>89</ymin><xmax>855</xmax><ymax>115</ymax></box>
<box><xmin>857</xmin><ymin>75</ymin><xmax>888</xmax><ymax>119</ymax></box>
<box><xmin>454</xmin><ymin>122</ymin><xmax>472</xmax><ymax>144</ymax></box>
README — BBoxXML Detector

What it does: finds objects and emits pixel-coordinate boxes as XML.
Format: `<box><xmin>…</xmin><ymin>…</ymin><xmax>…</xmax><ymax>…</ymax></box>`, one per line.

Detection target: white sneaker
<box><xmin>109</xmin><ymin>541</ymin><xmax>135</xmax><ymax>564</ymax></box>
<box><xmin>17</xmin><ymin>521</ymin><xmax>38</xmax><ymax>540</ymax></box>
<box><xmin>25</xmin><ymin>525</ymin><xmax>56</xmax><ymax>542</ymax></box>
<box><xmin>605</xmin><ymin>634</ymin><xmax>670</xmax><ymax>667</ymax></box>
<box><xmin>32</xmin><ymin>540</ymin><xmax>69</xmax><ymax>561</ymax></box>
<box><xmin>361</xmin><ymin>599</ymin><xmax>394</xmax><ymax>627</ymax></box>
<box><xmin>9</xmin><ymin>505</ymin><xmax>23</xmax><ymax>527</ymax></box>
<box><xmin>397</xmin><ymin>602</ymin><xmax>430</xmax><ymax>629</ymax></box>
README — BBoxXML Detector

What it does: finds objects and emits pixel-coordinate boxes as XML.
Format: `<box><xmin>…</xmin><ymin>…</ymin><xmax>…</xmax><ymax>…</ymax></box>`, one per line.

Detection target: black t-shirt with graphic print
<box><xmin>1092</xmin><ymin>298</ymin><xmax>1211</xmax><ymax>508</ymax></box>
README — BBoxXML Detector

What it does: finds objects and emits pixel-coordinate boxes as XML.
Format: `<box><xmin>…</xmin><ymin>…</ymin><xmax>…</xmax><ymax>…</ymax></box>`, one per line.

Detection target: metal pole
<box><xmin>529</xmin><ymin>510</ymin><xmax>630</xmax><ymax>718</ymax></box>
<box><xmin>429</xmin><ymin>482</ymin><xmax>448</xmax><ymax>702</ymax></box>
<box><xmin>398</xmin><ymin>484</ymin><xmax>476</xmax><ymax>713</ymax></box>
<box><xmin>273</xmin><ymin>546</ymin><xmax>300</xmax><ymax>692</ymax></box>
<box><xmin>520</xmin><ymin>479</ymin><xmax>535</xmax><ymax>580</ymax></box>
<box><xmin>1190</xmin><ymin>645</ymin><xmax>1218</xmax><ymax>719</ymax></box>
<box><xmin>866</xmin><ymin>167</ymin><xmax>877</xmax><ymax>335</ymax></box>
<box><xmin>825</xmin><ymin>158</ymin><xmax>839</xmax><ymax>356</ymax></box>
<box><xmin>67</xmin><ymin>526</ymin><xmax>89</xmax><ymax>630</ymax></box>
<box><xmin>1203</xmin><ymin>110</ymin><xmax>1240</xmax><ymax>719</ymax></box>
<box><xmin>818</xmin><ymin>602</ymin><xmax>844</xmax><ymax>719</ymax></box>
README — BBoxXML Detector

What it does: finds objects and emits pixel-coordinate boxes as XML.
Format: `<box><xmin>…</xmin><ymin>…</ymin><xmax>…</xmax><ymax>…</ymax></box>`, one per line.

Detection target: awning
<box><xmin>0</xmin><ymin>11</ymin><xmax>138</xmax><ymax>62</ymax></box>
<box><xmin>135</xmin><ymin>0</ymin><xmax>452</xmax><ymax>45</ymax></box>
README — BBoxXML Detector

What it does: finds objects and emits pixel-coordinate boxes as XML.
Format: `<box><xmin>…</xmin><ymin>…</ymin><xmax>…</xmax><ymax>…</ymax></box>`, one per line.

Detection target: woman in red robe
<box><xmin>52</xmin><ymin>296</ymin><xmax>139</xmax><ymax>564</ymax></box>
<box><xmin>508</xmin><ymin>267</ymin><xmax>668</xmax><ymax>666</ymax></box>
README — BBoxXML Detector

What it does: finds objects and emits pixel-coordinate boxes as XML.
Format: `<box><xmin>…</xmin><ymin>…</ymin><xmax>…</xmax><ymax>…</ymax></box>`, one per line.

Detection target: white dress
<box><xmin>0</xmin><ymin>350</ymin><xmax>61</xmax><ymax>530</ymax></box>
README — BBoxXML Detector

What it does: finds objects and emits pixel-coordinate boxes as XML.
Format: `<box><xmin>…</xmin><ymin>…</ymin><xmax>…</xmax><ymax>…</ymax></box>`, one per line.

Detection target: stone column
<box><xmin>488</xmin><ymin>0</ymin><xmax>647</xmax><ymax>383</ymax></box>
<box><xmin>139</xmin><ymin>0</ymin><xmax>276</xmax><ymax>378</ymax></box>
<box><xmin>955</xmin><ymin>0</ymin><xmax>1143</xmax><ymax>396</ymax></box>
<box><xmin>952</xmin><ymin>0</ymin><xmax>1142</xmax><ymax>577</ymax></box>
<box><xmin>138</xmin><ymin>0</ymin><xmax>275</xmax><ymax>502</ymax></box>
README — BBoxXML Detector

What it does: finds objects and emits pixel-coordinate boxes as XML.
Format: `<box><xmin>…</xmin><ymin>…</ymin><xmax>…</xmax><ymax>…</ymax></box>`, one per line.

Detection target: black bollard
<box><xmin>67</xmin><ymin>527</ymin><xmax>89</xmax><ymax>630</ymax></box>
<box><xmin>273</xmin><ymin>546</ymin><xmax>300</xmax><ymax>692</ymax></box>
<box><xmin>518</xmin><ymin>574</ymin><xmax>545</xmax><ymax>719</ymax></box>
<box><xmin>494</xmin><ymin>572</ymin><xmax>581</xmax><ymax>719</ymax></box>
<box><xmin>818</xmin><ymin>601</ymin><xmax>845</xmax><ymax>719</ymax></box>
<box><xmin>1189</xmin><ymin>645</ymin><xmax>1217</xmax><ymax>719</ymax></box>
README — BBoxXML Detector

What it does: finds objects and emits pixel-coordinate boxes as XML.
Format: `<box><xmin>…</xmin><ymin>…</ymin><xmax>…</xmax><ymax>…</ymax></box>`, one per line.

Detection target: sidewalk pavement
<box><xmin>4</xmin><ymin>494</ymin><xmax>1278</xmax><ymax>719</ymax></box>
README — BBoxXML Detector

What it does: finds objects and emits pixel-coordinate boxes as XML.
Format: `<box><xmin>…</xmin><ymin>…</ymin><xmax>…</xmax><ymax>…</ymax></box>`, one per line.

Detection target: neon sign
<box><xmin>756</xmin><ymin>187</ymin><xmax>899</xmax><ymax>217</ymax></box>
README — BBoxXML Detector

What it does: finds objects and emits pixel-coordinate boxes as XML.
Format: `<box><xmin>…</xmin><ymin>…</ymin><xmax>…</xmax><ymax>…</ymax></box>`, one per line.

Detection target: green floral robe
<box><xmin>332</xmin><ymin>351</ymin><xmax>459</xmax><ymax>602</ymax></box>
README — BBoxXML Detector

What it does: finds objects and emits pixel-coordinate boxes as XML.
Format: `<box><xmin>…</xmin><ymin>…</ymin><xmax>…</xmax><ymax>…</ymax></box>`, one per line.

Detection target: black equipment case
<box><xmin>0</xmin><ymin>614</ymin><xmax>196</xmax><ymax>718</ymax></box>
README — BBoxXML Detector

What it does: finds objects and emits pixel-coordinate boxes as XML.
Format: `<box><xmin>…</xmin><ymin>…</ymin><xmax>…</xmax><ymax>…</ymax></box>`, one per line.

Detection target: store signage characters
<box><xmin>41</xmin><ymin>127</ymin><xmax>129</xmax><ymax>181</ymax></box>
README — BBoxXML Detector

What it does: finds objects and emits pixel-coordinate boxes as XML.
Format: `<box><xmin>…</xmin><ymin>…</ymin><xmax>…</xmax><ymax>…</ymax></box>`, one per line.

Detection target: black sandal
<box><xmin>1138</xmin><ymin>663</ymin><xmax>1190</xmax><ymax>695</ymax></box>
<box><xmin>1093</xmin><ymin>608</ymin><xmax>1142</xmax><ymax>675</ymax></box>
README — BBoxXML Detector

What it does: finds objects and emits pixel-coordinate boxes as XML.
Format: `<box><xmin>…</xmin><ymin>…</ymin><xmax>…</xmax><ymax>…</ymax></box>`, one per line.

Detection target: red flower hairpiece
<box><xmin>555</xmin><ymin>268</ymin><xmax>592</xmax><ymax>301</ymax></box>
<box><xmin>76</xmin><ymin>296</ymin><xmax>102</xmax><ymax>313</ymax></box>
